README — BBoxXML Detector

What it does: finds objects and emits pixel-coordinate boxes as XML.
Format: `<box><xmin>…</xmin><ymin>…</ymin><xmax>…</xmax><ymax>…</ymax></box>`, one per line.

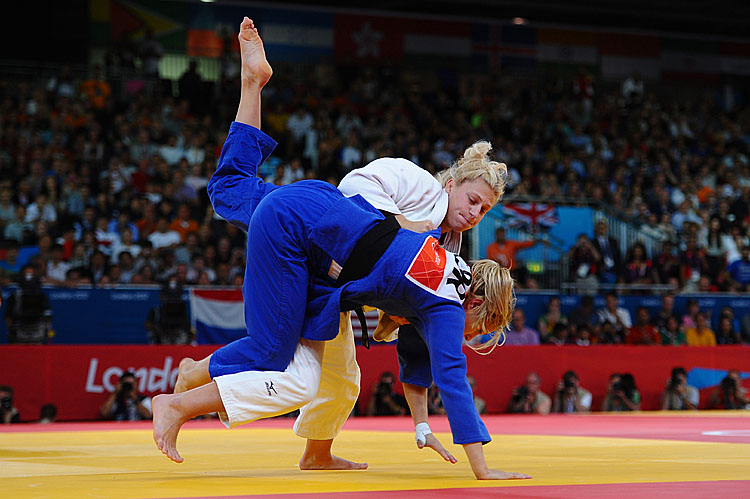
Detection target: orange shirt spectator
<box><xmin>486</xmin><ymin>227</ymin><xmax>538</xmax><ymax>269</ymax></box>
<box><xmin>80</xmin><ymin>65</ymin><xmax>111</xmax><ymax>109</ymax></box>
<box><xmin>169</xmin><ymin>204</ymin><xmax>199</xmax><ymax>242</ymax></box>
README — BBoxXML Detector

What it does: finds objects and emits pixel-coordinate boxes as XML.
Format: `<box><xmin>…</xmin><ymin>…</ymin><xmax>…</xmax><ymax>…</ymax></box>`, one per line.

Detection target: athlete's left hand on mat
<box><xmin>419</xmin><ymin>433</ymin><xmax>457</xmax><ymax>464</ymax></box>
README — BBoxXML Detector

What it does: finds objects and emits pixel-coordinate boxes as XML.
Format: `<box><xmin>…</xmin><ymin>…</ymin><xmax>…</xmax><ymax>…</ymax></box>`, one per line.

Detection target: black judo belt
<box><xmin>336</xmin><ymin>213</ymin><xmax>400</xmax><ymax>349</ymax></box>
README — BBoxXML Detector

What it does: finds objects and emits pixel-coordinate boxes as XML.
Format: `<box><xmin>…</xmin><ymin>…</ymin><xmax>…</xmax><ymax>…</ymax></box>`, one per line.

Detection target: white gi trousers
<box><xmin>214</xmin><ymin>312</ymin><xmax>360</xmax><ymax>435</ymax></box>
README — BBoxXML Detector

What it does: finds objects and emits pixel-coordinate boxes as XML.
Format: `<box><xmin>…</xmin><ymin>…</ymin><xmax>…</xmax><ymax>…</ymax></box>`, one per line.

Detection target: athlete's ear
<box><xmin>466</xmin><ymin>297</ymin><xmax>484</xmax><ymax>310</ymax></box>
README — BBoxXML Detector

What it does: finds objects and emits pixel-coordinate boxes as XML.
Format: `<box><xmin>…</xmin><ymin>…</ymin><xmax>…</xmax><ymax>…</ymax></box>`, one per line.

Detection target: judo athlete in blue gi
<box><xmin>153</xmin><ymin>18</ymin><xmax>530</xmax><ymax>481</ymax></box>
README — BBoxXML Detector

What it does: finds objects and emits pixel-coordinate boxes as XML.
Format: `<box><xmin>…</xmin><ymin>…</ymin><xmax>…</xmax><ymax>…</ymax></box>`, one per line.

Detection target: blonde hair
<box><xmin>435</xmin><ymin>141</ymin><xmax>508</xmax><ymax>202</ymax></box>
<box><xmin>466</xmin><ymin>259</ymin><xmax>516</xmax><ymax>355</ymax></box>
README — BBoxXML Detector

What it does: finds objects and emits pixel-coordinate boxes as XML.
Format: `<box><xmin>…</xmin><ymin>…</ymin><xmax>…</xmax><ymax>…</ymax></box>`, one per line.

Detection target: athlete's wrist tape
<box><xmin>415</xmin><ymin>422</ymin><xmax>432</xmax><ymax>446</ymax></box>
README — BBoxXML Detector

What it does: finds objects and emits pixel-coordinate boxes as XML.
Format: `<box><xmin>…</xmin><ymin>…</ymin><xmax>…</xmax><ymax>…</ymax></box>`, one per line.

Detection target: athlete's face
<box><xmin>444</xmin><ymin>179</ymin><xmax>496</xmax><ymax>232</ymax></box>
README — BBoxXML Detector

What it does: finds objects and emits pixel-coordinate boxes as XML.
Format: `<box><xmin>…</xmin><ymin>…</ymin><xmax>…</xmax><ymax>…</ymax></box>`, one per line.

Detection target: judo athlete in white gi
<box><xmin>154</xmin><ymin>18</ymin><xmax>530</xmax><ymax>481</ymax></box>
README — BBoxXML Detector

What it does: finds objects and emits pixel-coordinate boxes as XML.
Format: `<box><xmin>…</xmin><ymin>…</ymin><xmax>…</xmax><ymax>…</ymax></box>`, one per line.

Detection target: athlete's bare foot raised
<box><xmin>152</xmin><ymin>394</ymin><xmax>188</xmax><ymax>463</ymax></box>
<box><xmin>239</xmin><ymin>17</ymin><xmax>272</xmax><ymax>88</ymax></box>
<box><xmin>299</xmin><ymin>453</ymin><xmax>369</xmax><ymax>471</ymax></box>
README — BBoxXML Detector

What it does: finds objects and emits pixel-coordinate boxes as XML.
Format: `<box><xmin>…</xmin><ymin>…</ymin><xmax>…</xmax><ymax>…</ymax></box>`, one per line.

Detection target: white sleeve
<box><xmin>338</xmin><ymin>158</ymin><xmax>444</xmax><ymax>223</ymax></box>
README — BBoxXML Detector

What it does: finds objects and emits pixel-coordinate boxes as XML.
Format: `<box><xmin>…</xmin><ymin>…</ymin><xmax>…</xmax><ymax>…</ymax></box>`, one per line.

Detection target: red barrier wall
<box><xmin>1</xmin><ymin>345</ymin><xmax>748</xmax><ymax>422</ymax></box>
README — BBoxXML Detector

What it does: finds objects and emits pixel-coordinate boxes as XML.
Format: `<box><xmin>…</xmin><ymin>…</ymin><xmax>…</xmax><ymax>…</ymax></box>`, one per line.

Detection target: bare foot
<box><xmin>299</xmin><ymin>453</ymin><xmax>368</xmax><ymax>470</ymax></box>
<box><xmin>152</xmin><ymin>394</ymin><xmax>188</xmax><ymax>463</ymax></box>
<box><xmin>238</xmin><ymin>17</ymin><xmax>272</xmax><ymax>87</ymax></box>
<box><xmin>477</xmin><ymin>469</ymin><xmax>532</xmax><ymax>480</ymax></box>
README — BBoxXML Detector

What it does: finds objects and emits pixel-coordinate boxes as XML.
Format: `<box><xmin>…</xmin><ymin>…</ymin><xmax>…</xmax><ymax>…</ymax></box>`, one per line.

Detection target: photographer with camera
<box><xmin>366</xmin><ymin>371</ymin><xmax>408</xmax><ymax>416</ymax></box>
<box><xmin>710</xmin><ymin>370</ymin><xmax>749</xmax><ymax>410</ymax></box>
<box><xmin>661</xmin><ymin>367</ymin><xmax>699</xmax><ymax>410</ymax></box>
<box><xmin>552</xmin><ymin>370</ymin><xmax>592</xmax><ymax>413</ymax></box>
<box><xmin>0</xmin><ymin>385</ymin><xmax>21</xmax><ymax>423</ymax></box>
<box><xmin>508</xmin><ymin>372</ymin><xmax>551</xmax><ymax>414</ymax></box>
<box><xmin>602</xmin><ymin>373</ymin><xmax>641</xmax><ymax>411</ymax></box>
<box><xmin>100</xmin><ymin>371</ymin><xmax>153</xmax><ymax>421</ymax></box>
<box><xmin>3</xmin><ymin>264</ymin><xmax>52</xmax><ymax>344</ymax></box>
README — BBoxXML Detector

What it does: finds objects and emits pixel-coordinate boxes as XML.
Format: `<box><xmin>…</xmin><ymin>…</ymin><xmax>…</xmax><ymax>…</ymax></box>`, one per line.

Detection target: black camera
<box><xmin>514</xmin><ymin>385</ymin><xmax>529</xmax><ymax>402</ymax></box>
<box><xmin>376</xmin><ymin>381</ymin><xmax>392</xmax><ymax>397</ymax></box>
<box><xmin>563</xmin><ymin>378</ymin><xmax>576</xmax><ymax>391</ymax></box>
<box><xmin>1</xmin><ymin>395</ymin><xmax>12</xmax><ymax>411</ymax></box>
<box><xmin>120</xmin><ymin>381</ymin><xmax>134</xmax><ymax>394</ymax></box>
<box><xmin>668</xmin><ymin>376</ymin><xmax>683</xmax><ymax>390</ymax></box>
<box><xmin>720</xmin><ymin>376</ymin><xmax>737</xmax><ymax>392</ymax></box>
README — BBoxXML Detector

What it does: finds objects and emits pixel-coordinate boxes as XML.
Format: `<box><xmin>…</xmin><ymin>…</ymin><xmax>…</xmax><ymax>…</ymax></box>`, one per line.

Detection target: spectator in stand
<box><xmin>80</xmin><ymin>63</ymin><xmax>111</xmax><ymax>110</ymax></box>
<box><xmin>569</xmin><ymin>233</ymin><xmax>601</xmax><ymax>294</ymax></box>
<box><xmin>508</xmin><ymin>372</ymin><xmax>551</xmax><ymax>415</ymax></box>
<box><xmin>110</xmin><ymin>227</ymin><xmax>141</xmax><ymax>263</ymax></box>
<box><xmin>45</xmin><ymin>244</ymin><xmax>71</xmax><ymax>284</ymax></box>
<box><xmin>366</xmin><ymin>371</ymin><xmax>408</xmax><ymax>416</ymax></box>
<box><xmin>727</xmin><ymin>246</ymin><xmax>750</xmax><ymax>291</ymax></box>
<box><xmin>716</xmin><ymin>315</ymin><xmax>742</xmax><ymax>345</ymax></box>
<box><xmin>660</xmin><ymin>315</ymin><xmax>687</xmax><ymax>345</ymax></box>
<box><xmin>547</xmin><ymin>322</ymin><xmax>571</xmax><ymax>345</ymax></box>
<box><xmin>486</xmin><ymin>227</ymin><xmax>545</xmax><ymax>282</ymax></box>
<box><xmin>504</xmin><ymin>308</ymin><xmax>540</xmax><ymax>345</ymax></box>
<box><xmin>95</xmin><ymin>216</ymin><xmax>119</xmax><ymax>258</ymax></box>
<box><xmin>602</xmin><ymin>373</ymin><xmax>641</xmax><ymax>411</ymax></box>
<box><xmin>682</xmin><ymin>299</ymin><xmax>701</xmax><ymax>329</ymax></box>
<box><xmin>661</xmin><ymin>367</ymin><xmax>699</xmax><ymax>410</ymax></box>
<box><xmin>627</xmin><ymin>306</ymin><xmax>660</xmax><ymax>345</ymax></box>
<box><xmin>621</xmin><ymin>71</ymin><xmax>644</xmax><ymax>106</ymax></box>
<box><xmin>537</xmin><ymin>296</ymin><xmax>568</xmax><ymax>344</ymax></box>
<box><xmin>703</xmin><ymin>216</ymin><xmax>728</xmax><ymax>282</ymax></box>
<box><xmin>568</xmin><ymin>295</ymin><xmax>599</xmax><ymax>334</ymax></box>
<box><xmin>169</xmin><ymin>204</ymin><xmax>199</xmax><ymax>242</ymax></box>
<box><xmin>651</xmin><ymin>293</ymin><xmax>679</xmax><ymax>330</ymax></box>
<box><xmin>680</xmin><ymin>235</ymin><xmax>708</xmax><ymax>292</ymax></box>
<box><xmin>148</xmin><ymin>217</ymin><xmax>182</xmax><ymax>253</ymax></box>
<box><xmin>686</xmin><ymin>312</ymin><xmax>716</xmax><ymax>346</ymax></box>
<box><xmin>623</xmin><ymin>241</ymin><xmax>656</xmax><ymax>287</ymax></box>
<box><xmin>591</xmin><ymin>219</ymin><xmax>621</xmax><ymax>285</ymax></box>
<box><xmin>552</xmin><ymin>370</ymin><xmax>592</xmax><ymax>413</ymax></box>
<box><xmin>597</xmin><ymin>292</ymin><xmax>632</xmax><ymax>343</ymax></box>
<box><xmin>653</xmin><ymin>240</ymin><xmax>681</xmax><ymax>287</ymax></box>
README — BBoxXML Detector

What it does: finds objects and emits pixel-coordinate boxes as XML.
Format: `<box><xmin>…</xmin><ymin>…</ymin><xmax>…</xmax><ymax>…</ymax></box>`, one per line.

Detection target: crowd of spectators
<box><xmin>503</xmin><ymin>292</ymin><xmax>750</xmax><ymax>346</ymax></box>
<box><xmin>0</xmin><ymin>44</ymin><xmax>749</xmax><ymax>330</ymax></box>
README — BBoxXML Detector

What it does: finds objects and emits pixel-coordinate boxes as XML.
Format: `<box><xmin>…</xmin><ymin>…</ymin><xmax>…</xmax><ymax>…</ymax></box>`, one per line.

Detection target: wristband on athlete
<box><xmin>415</xmin><ymin>422</ymin><xmax>432</xmax><ymax>446</ymax></box>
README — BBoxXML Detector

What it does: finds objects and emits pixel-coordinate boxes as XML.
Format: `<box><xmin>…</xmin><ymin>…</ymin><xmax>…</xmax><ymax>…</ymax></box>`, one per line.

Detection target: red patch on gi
<box><xmin>407</xmin><ymin>237</ymin><xmax>447</xmax><ymax>291</ymax></box>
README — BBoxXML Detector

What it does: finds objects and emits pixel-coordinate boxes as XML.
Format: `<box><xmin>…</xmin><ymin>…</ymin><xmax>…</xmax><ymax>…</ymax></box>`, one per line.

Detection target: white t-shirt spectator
<box><xmin>148</xmin><ymin>230</ymin><xmax>181</xmax><ymax>250</ymax></box>
<box><xmin>47</xmin><ymin>261</ymin><xmax>71</xmax><ymax>282</ymax></box>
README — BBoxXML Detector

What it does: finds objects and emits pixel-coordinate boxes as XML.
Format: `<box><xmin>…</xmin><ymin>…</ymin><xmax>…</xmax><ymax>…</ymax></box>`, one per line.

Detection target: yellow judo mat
<box><xmin>2</xmin><ymin>413</ymin><xmax>750</xmax><ymax>498</ymax></box>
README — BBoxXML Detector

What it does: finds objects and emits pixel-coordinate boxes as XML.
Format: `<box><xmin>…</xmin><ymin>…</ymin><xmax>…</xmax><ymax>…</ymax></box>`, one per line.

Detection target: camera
<box><xmin>514</xmin><ymin>385</ymin><xmax>529</xmax><ymax>403</ymax></box>
<box><xmin>720</xmin><ymin>376</ymin><xmax>737</xmax><ymax>393</ymax></box>
<box><xmin>1</xmin><ymin>395</ymin><xmax>12</xmax><ymax>411</ymax></box>
<box><xmin>563</xmin><ymin>378</ymin><xmax>576</xmax><ymax>391</ymax></box>
<box><xmin>668</xmin><ymin>376</ymin><xmax>684</xmax><ymax>390</ymax></box>
<box><xmin>376</xmin><ymin>381</ymin><xmax>392</xmax><ymax>397</ymax></box>
<box><xmin>120</xmin><ymin>381</ymin><xmax>134</xmax><ymax>394</ymax></box>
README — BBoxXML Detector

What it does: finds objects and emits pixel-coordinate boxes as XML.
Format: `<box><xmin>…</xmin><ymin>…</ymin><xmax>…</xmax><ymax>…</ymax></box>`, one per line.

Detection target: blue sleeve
<box><xmin>419</xmin><ymin>303</ymin><xmax>491</xmax><ymax>445</ymax></box>
<box><xmin>207</xmin><ymin>122</ymin><xmax>279</xmax><ymax>231</ymax></box>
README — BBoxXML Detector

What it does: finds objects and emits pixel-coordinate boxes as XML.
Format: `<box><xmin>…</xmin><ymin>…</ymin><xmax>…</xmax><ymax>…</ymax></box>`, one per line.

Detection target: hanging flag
<box><xmin>189</xmin><ymin>288</ymin><xmax>245</xmax><ymax>344</ymax></box>
<box><xmin>537</xmin><ymin>28</ymin><xmax>598</xmax><ymax>72</ymax></box>
<box><xmin>599</xmin><ymin>32</ymin><xmax>660</xmax><ymax>80</ymax></box>
<box><xmin>503</xmin><ymin>203</ymin><xmax>559</xmax><ymax>230</ymax></box>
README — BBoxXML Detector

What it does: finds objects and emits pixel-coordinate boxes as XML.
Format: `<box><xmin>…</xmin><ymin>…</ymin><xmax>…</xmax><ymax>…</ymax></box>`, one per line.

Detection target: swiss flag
<box><xmin>407</xmin><ymin>238</ymin><xmax>447</xmax><ymax>292</ymax></box>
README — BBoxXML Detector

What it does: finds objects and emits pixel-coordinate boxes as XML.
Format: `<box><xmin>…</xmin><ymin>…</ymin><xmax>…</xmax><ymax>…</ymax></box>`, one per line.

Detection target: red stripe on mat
<box><xmin>167</xmin><ymin>480</ymin><xmax>750</xmax><ymax>499</ymax></box>
<box><xmin>3</xmin><ymin>414</ymin><xmax>749</xmax><ymax>444</ymax></box>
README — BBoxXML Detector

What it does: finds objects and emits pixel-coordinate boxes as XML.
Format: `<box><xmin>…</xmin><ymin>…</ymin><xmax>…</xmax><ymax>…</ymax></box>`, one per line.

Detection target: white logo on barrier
<box><xmin>85</xmin><ymin>357</ymin><xmax>179</xmax><ymax>394</ymax></box>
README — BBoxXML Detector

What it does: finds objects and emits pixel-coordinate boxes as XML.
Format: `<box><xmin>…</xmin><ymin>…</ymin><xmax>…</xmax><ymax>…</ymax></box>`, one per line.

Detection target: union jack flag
<box><xmin>503</xmin><ymin>203</ymin><xmax>558</xmax><ymax>230</ymax></box>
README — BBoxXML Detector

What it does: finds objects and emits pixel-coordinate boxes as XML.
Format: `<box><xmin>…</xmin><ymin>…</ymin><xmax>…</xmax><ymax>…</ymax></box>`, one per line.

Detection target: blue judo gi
<box><xmin>207</xmin><ymin>122</ymin><xmax>490</xmax><ymax>445</ymax></box>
